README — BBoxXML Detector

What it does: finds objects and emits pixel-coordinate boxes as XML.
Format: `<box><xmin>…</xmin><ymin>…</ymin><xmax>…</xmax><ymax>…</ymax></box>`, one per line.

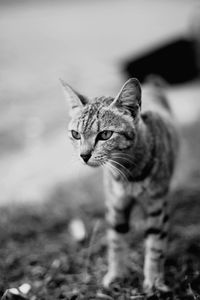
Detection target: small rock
<box><xmin>69</xmin><ymin>218</ymin><xmax>87</xmax><ymax>242</ymax></box>
<box><xmin>7</xmin><ymin>289</ymin><xmax>19</xmax><ymax>296</ymax></box>
<box><xmin>51</xmin><ymin>259</ymin><xmax>61</xmax><ymax>269</ymax></box>
<box><xmin>18</xmin><ymin>284</ymin><xmax>31</xmax><ymax>295</ymax></box>
<box><xmin>1</xmin><ymin>289</ymin><xmax>28</xmax><ymax>300</ymax></box>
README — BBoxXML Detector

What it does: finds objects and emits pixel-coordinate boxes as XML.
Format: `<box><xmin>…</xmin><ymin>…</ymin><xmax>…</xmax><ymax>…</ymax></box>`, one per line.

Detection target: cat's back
<box><xmin>140</xmin><ymin>82</ymin><xmax>179</xmax><ymax>188</ymax></box>
<box><xmin>141</xmin><ymin>81</ymin><xmax>179</xmax><ymax>151</ymax></box>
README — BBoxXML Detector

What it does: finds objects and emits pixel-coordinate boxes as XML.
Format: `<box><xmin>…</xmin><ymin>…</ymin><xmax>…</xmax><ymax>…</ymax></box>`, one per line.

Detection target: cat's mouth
<box><xmin>87</xmin><ymin>161</ymin><xmax>101</xmax><ymax>167</ymax></box>
<box><xmin>80</xmin><ymin>156</ymin><xmax>106</xmax><ymax>167</ymax></box>
<box><xmin>79</xmin><ymin>158</ymin><xmax>102</xmax><ymax>167</ymax></box>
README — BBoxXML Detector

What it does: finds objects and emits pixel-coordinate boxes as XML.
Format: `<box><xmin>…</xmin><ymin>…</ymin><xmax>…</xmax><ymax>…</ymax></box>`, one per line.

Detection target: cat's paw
<box><xmin>143</xmin><ymin>278</ymin><xmax>171</xmax><ymax>295</ymax></box>
<box><xmin>102</xmin><ymin>269</ymin><xmax>127</xmax><ymax>288</ymax></box>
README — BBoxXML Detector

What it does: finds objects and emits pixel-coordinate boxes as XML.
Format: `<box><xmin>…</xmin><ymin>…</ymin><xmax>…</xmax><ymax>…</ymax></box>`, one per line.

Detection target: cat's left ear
<box><xmin>111</xmin><ymin>78</ymin><xmax>141</xmax><ymax>117</ymax></box>
<box><xmin>59</xmin><ymin>78</ymin><xmax>88</xmax><ymax>116</ymax></box>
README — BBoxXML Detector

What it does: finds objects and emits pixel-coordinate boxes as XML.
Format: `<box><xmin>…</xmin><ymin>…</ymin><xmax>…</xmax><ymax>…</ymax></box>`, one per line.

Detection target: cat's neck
<box><xmin>110</xmin><ymin>114</ymin><xmax>155</xmax><ymax>182</ymax></box>
<box><xmin>130</xmin><ymin>115</ymin><xmax>155</xmax><ymax>181</ymax></box>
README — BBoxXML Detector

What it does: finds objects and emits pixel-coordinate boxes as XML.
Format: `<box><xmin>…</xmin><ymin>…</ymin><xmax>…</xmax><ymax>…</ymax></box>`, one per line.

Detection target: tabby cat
<box><xmin>60</xmin><ymin>78</ymin><xmax>179</xmax><ymax>293</ymax></box>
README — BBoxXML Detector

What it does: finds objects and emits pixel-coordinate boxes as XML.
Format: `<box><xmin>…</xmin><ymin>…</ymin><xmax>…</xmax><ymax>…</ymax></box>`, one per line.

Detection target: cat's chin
<box><xmin>86</xmin><ymin>161</ymin><xmax>101</xmax><ymax>167</ymax></box>
<box><xmin>80</xmin><ymin>160</ymin><xmax>102</xmax><ymax>167</ymax></box>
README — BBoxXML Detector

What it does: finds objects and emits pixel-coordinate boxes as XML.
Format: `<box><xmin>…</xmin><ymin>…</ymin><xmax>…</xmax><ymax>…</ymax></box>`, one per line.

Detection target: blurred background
<box><xmin>1</xmin><ymin>1</ymin><xmax>200</xmax><ymax>299</ymax></box>
<box><xmin>0</xmin><ymin>0</ymin><xmax>200</xmax><ymax>206</ymax></box>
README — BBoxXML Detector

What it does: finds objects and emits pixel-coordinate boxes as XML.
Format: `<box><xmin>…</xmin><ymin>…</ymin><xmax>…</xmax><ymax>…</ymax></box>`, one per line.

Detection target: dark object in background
<box><xmin>123</xmin><ymin>38</ymin><xmax>200</xmax><ymax>84</ymax></box>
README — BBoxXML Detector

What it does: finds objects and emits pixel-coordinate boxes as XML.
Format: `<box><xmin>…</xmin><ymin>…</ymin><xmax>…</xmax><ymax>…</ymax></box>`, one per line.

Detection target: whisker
<box><xmin>110</xmin><ymin>159</ymin><xmax>134</xmax><ymax>180</ymax></box>
<box><xmin>112</xmin><ymin>155</ymin><xmax>133</xmax><ymax>164</ymax></box>
<box><xmin>112</xmin><ymin>152</ymin><xmax>137</xmax><ymax>167</ymax></box>
<box><xmin>117</xmin><ymin>152</ymin><xmax>134</xmax><ymax>158</ymax></box>
<box><xmin>112</xmin><ymin>157</ymin><xmax>137</xmax><ymax>169</ymax></box>
<box><xmin>106</xmin><ymin>161</ymin><xmax>128</xmax><ymax>182</ymax></box>
<box><xmin>108</xmin><ymin>159</ymin><xmax>130</xmax><ymax>182</ymax></box>
<box><xmin>105</xmin><ymin>162</ymin><xmax>118</xmax><ymax>178</ymax></box>
<box><xmin>113</xmin><ymin>152</ymin><xmax>135</xmax><ymax>160</ymax></box>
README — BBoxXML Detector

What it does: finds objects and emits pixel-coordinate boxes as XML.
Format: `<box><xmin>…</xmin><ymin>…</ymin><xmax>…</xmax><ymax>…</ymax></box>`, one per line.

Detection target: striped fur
<box><xmin>61</xmin><ymin>78</ymin><xmax>179</xmax><ymax>294</ymax></box>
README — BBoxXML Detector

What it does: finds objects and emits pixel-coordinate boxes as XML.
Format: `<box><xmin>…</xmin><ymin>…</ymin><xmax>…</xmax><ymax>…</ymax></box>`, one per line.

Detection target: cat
<box><xmin>60</xmin><ymin>77</ymin><xmax>179</xmax><ymax>294</ymax></box>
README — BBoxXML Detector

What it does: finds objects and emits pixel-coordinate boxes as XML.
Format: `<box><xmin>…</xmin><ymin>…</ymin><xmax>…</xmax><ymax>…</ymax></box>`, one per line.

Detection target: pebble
<box><xmin>1</xmin><ymin>289</ymin><xmax>28</xmax><ymax>300</ymax></box>
<box><xmin>51</xmin><ymin>259</ymin><xmax>61</xmax><ymax>269</ymax></box>
<box><xmin>18</xmin><ymin>284</ymin><xmax>31</xmax><ymax>295</ymax></box>
<box><xmin>7</xmin><ymin>289</ymin><xmax>19</xmax><ymax>296</ymax></box>
<box><xmin>69</xmin><ymin>218</ymin><xmax>87</xmax><ymax>242</ymax></box>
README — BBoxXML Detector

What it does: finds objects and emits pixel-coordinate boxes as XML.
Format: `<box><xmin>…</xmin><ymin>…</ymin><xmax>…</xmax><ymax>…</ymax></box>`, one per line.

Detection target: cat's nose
<box><xmin>80</xmin><ymin>153</ymin><xmax>91</xmax><ymax>163</ymax></box>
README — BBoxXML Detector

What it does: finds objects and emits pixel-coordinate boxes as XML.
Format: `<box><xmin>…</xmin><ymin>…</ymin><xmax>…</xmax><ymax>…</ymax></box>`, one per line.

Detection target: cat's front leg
<box><xmin>143</xmin><ymin>197</ymin><xmax>170</xmax><ymax>294</ymax></box>
<box><xmin>103</xmin><ymin>228</ymin><xmax>128</xmax><ymax>288</ymax></box>
<box><xmin>103</xmin><ymin>196</ymin><xmax>133</xmax><ymax>288</ymax></box>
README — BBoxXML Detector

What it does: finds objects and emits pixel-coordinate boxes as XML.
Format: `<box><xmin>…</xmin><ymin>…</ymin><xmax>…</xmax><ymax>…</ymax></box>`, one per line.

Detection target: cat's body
<box><xmin>61</xmin><ymin>78</ymin><xmax>179</xmax><ymax>293</ymax></box>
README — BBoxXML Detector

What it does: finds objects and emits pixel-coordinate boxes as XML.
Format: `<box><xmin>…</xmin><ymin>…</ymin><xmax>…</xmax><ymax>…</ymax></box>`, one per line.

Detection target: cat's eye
<box><xmin>98</xmin><ymin>130</ymin><xmax>113</xmax><ymax>141</ymax></box>
<box><xmin>71</xmin><ymin>130</ymin><xmax>81</xmax><ymax>140</ymax></box>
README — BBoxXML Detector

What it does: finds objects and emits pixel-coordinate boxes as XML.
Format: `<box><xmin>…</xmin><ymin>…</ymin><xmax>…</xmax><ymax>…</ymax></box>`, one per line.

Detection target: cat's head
<box><xmin>60</xmin><ymin>78</ymin><xmax>141</xmax><ymax>167</ymax></box>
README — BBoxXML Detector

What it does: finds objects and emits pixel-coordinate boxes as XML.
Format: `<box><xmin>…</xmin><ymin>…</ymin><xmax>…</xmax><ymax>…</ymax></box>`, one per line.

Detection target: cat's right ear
<box><xmin>111</xmin><ymin>78</ymin><xmax>141</xmax><ymax>118</ymax></box>
<box><xmin>59</xmin><ymin>79</ymin><xmax>88</xmax><ymax>116</ymax></box>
